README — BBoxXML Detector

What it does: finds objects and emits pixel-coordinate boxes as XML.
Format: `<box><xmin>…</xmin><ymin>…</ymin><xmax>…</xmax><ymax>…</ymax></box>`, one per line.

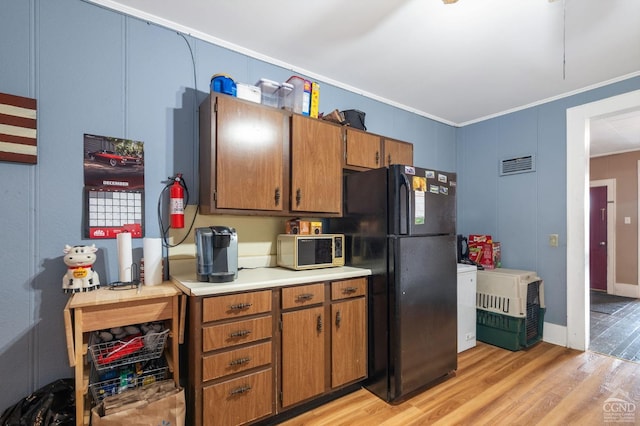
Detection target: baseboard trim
<box><xmin>543</xmin><ymin>322</ymin><xmax>567</xmax><ymax>347</ymax></box>
<box><xmin>614</xmin><ymin>282</ymin><xmax>640</xmax><ymax>298</ymax></box>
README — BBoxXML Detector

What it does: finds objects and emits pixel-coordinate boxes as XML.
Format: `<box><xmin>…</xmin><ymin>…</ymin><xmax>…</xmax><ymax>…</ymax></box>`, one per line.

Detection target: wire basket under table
<box><xmin>89</xmin><ymin>329</ymin><xmax>169</xmax><ymax>371</ymax></box>
<box><xmin>89</xmin><ymin>358</ymin><xmax>168</xmax><ymax>403</ymax></box>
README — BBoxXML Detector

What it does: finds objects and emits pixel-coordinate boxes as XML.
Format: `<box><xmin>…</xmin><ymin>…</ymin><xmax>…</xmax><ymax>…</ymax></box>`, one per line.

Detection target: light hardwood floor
<box><xmin>278</xmin><ymin>342</ymin><xmax>640</xmax><ymax>425</ymax></box>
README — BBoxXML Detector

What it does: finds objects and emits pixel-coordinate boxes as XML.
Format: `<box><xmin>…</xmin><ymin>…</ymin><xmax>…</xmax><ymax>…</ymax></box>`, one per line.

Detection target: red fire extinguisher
<box><xmin>170</xmin><ymin>174</ymin><xmax>184</xmax><ymax>229</ymax></box>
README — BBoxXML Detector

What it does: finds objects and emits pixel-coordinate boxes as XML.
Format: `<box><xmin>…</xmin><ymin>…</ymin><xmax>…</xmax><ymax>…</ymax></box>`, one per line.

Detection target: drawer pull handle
<box><xmin>343</xmin><ymin>286</ymin><xmax>357</xmax><ymax>294</ymax></box>
<box><xmin>230</xmin><ymin>330</ymin><xmax>251</xmax><ymax>338</ymax></box>
<box><xmin>230</xmin><ymin>385</ymin><xmax>252</xmax><ymax>396</ymax></box>
<box><xmin>317</xmin><ymin>315</ymin><xmax>323</xmax><ymax>332</ymax></box>
<box><xmin>229</xmin><ymin>303</ymin><xmax>252</xmax><ymax>310</ymax></box>
<box><xmin>336</xmin><ymin>310</ymin><xmax>342</xmax><ymax>327</ymax></box>
<box><xmin>229</xmin><ymin>357</ymin><xmax>251</xmax><ymax>366</ymax></box>
<box><xmin>297</xmin><ymin>293</ymin><xmax>314</xmax><ymax>301</ymax></box>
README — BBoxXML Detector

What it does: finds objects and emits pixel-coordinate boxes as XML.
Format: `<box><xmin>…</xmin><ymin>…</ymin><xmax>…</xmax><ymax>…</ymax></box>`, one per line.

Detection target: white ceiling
<box><xmin>90</xmin><ymin>0</ymin><xmax>640</xmax><ymax>155</ymax></box>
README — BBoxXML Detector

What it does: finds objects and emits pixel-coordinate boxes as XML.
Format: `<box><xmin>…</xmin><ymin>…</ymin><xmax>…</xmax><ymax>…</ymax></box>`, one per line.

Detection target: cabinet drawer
<box><xmin>203</xmin><ymin>290</ymin><xmax>272</xmax><ymax>322</ymax></box>
<box><xmin>203</xmin><ymin>341</ymin><xmax>272</xmax><ymax>382</ymax></box>
<box><xmin>281</xmin><ymin>283</ymin><xmax>325</xmax><ymax>309</ymax></box>
<box><xmin>203</xmin><ymin>316</ymin><xmax>272</xmax><ymax>352</ymax></box>
<box><xmin>331</xmin><ymin>278</ymin><xmax>367</xmax><ymax>300</ymax></box>
<box><xmin>203</xmin><ymin>368</ymin><xmax>273</xmax><ymax>426</ymax></box>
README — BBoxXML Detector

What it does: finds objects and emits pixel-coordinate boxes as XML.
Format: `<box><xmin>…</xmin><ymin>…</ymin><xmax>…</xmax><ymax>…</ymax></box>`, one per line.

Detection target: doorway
<box><xmin>566</xmin><ymin>88</ymin><xmax>640</xmax><ymax>351</ymax></box>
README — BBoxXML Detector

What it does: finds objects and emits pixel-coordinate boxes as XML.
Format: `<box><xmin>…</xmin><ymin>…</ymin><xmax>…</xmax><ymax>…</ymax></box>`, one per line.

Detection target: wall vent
<box><xmin>500</xmin><ymin>154</ymin><xmax>535</xmax><ymax>176</ymax></box>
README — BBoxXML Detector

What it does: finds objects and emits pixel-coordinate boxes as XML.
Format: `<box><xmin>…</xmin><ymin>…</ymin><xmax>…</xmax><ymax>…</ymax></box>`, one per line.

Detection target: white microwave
<box><xmin>277</xmin><ymin>234</ymin><xmax>345</xmax><ymax>270</ymax></box>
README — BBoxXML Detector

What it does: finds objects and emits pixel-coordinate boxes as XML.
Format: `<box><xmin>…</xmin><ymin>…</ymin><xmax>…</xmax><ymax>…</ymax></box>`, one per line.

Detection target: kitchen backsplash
<box><xmin>167</xmin><ymin>205</ymin><xmax>307</xmax><ymax>269</ymax></box>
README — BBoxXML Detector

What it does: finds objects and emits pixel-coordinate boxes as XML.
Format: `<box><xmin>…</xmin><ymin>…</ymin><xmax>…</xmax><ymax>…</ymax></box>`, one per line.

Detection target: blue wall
<box><xmin>2</xmin><ymin>0</ymin><xmax>640</xmax><ymax>413</ymax></box>
<box><xmin>457</xmin><ymin>76</ymin><xmax>640</xmax><ymax>326</ymax></box>
<box><xmin>0</xmin><ymin>0</ymin><xmax>456</xmax><ymax>410</ymax></box>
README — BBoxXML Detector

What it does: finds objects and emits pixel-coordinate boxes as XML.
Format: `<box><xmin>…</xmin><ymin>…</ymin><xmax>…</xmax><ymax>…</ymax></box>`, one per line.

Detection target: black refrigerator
<box><xmin>329</xmin><ymin>165</ymin><xmax>457</xmax><ymax>402</ymax></box>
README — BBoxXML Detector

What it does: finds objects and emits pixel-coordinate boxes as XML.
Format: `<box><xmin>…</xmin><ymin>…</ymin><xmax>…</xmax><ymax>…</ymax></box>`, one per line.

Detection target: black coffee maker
<box><xmin>195</xmin><ymin>226</ymin><xmax>238</xmax><ymax>282</ymax></box>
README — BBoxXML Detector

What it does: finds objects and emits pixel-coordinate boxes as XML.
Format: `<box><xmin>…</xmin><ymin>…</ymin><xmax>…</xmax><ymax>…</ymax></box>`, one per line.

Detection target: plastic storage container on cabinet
<box><xmin>210</xmin><ymin>74</ymin><xmax>236</xmax><ymax>96</ymax></box>
<box><xmin>256</xmin><ymin>78</ymin><xmax>281</xmax><ymax>108</ymax></box>
<box><xmin>476</xmin><ymin>268</ymin><xmax>545</xmax><ymax>351</ymax></box>
<box><xmin>286</xmin><ymin>76</ymin><xmax>311</xmax><ymax>115</ymax></box>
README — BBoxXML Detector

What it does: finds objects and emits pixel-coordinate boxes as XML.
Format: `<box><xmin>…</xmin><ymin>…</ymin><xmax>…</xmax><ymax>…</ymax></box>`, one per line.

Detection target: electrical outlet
<box><xmin>465</xmin><ymin>332</ymin><xmax>475</xmax><ymax>341</ymax></box>
<box><xmin>549</xmin><ymin>234</ymin><xmax>559</xmax><ymax>247</ymax></box>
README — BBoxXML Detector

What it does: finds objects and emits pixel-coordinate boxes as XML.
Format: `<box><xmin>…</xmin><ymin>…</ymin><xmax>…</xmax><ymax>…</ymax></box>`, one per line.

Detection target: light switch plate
<box><xmin>549</xmin><ymin>234</ymin><xmax>559</xmax><ymax>247</ymax></box>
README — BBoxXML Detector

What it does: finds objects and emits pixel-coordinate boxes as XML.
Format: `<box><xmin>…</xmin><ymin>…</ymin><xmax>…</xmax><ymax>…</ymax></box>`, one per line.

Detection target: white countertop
<box><xmin>457</xmin><ymin>263</ymin><xmax>478</xmax><ymax>274</ymax></box>
<box><xmin>171</xmin><ymin>264</ymin><xmax>372</xmax><ymax>296</ymax></box>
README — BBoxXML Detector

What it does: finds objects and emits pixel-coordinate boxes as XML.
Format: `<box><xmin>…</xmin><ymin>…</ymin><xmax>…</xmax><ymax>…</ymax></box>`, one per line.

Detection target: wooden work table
<box><xmin>64</xmin><ymin>282</ymin><xmax>184</xmax><ymax>426</ymax></box>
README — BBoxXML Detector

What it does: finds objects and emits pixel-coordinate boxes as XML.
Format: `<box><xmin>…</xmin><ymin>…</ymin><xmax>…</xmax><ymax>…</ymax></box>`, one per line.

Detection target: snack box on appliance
<box><xmin>310</xmin><ymin>221</ymin><xmax>322</xmax><ymax>235</ymax></box>
<box><xmin>285</xmin><ymin>219</ymin><xmax>310</xmax><ymax>235</ymax></box>
<box><xmin>468</xmin><ymin>234</ymin><xmax>495</xmax><ymax>269</ymax></box>
<box><xmin>492</xmin><ymin>242</ymin><xmax>502</xmax><ymax>268</ymax></box>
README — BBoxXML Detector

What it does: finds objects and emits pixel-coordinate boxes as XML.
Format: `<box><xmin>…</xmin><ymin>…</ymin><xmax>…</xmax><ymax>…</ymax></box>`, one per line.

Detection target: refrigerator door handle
<box><xmin>399</xmin><ymin>173</ymin><xmax>411</xmax><ymax>235</ymax></box>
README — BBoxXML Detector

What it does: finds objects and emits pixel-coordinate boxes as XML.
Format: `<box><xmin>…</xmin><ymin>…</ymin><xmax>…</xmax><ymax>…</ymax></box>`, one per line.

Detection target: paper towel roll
<box><xmin>143</xmin><ymin>237</ymin><xmax>163</xmax><ymax>285</ymax></box>
<box><xmin>117</xmin><ymin>232</ymin><xmax>133</xmax><ymax>283</ymax></box>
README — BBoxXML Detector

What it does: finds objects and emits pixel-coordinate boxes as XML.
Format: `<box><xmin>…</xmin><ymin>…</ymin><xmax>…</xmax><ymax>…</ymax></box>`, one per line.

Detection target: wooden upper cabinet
<box><xmin>199</xmin><ymin>95</ymin><xmax>287</xmax><ymax>213</ymax></box>
<box><xmin>215</xmin><ymin>96</ymin><xmax>285</xmax><ymax>211</ymax></box>
<box><xmin>344</xmin><ymin>128</ymin><xmax>382</xmax><ymax>169</ymax></box>
<box><xmin>383</xmin><ymin>137</ymin><xmax>413</xmax><ymax>167</ymax></box>
<box><xmin>290</xmin><ymin>115</ymin><xmax>342</xmax><ymax>215</ymax></box>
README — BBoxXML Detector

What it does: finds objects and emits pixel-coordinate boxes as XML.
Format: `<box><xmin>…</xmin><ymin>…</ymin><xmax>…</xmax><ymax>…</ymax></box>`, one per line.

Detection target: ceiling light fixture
<box><xmin>442</xmin><ymin>0</ymin><xmax>459</xmax><ymax>3</ymax></box>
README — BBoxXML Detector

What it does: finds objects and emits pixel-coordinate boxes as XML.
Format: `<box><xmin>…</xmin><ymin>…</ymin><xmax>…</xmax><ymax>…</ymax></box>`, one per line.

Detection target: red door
<box><xmin>589</xmin><ymin>186</ymin><xmax>607</xmax><ymax>291</ymax></box>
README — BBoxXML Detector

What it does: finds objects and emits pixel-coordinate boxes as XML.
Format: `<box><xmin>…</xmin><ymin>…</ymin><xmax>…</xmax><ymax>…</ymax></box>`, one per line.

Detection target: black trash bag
<box><xmin>1</xmin><ymin>378</ymin><xmax>75</xmax><ymax>426</ymax></box>
<box><xmin>341</xmin><ymin>109</ymin><xmax>366</xmax><ymax>131</ymax></box>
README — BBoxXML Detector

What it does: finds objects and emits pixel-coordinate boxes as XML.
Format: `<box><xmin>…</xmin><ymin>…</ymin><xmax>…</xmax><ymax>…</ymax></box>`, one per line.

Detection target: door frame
<box><xmin>567</xmin><ymin>88</ymin><xmax>640</xmax><ymax>351</ymax></box>
<box><xmin>589</xmin><ymin>179</ymin><xmax>616</xmax><ymax>295</ymax></box>
<box><xmin>637</xmin><ymin>160</ymin><xmax>640</xmax><ymax>288</ymax></box>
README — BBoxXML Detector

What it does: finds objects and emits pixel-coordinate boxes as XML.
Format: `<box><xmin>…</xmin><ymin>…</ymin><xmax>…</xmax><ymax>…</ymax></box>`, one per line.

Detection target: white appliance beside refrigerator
<box><xmin>457</xmin><ymin>263</ymin><xmax>477</xmax><ymax>352</ymax></box>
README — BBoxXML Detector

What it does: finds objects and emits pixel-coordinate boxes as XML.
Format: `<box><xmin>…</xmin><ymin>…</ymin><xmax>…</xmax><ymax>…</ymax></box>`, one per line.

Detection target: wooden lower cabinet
<box><xmin>203</xmin><ymin>368</ymin><xmax>273</xmax><ymax>426</ymax></box>
<box><xmin>188</xmin><ymin>278</ymin><xmax>367</xmax><ymax>425</ymax></box>
<box><xmin>281</xmin><ymin>305</ymin><xmax>326</xmax><ymax>407</ymax></box>
<box><xmin>331</xmin><ymin>297</ymin><xmax>367</xmax><ymax>387</ymax></box>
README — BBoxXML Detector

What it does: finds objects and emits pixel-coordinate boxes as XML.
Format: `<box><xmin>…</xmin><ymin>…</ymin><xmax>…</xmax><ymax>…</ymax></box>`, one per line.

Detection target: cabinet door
<box><xmin>290</xmin><ymin>115</ymin><xmax>342</xmax><ymax>214</ymax></box>
<box><xmin>383</xmin><ymin>137</ymin><xmax>413</xmax><ymax>166</ymax></box>
<box><xmin>281</xmin><ymin>306</ymin><xmax>325</xmax><ymax>407</ymax></box>
<box><xmin>331</xmin><ymin>297</ymin><xmax>367</xmax><ymax>388</ymax></box>
<box><xmin>215</xmin><ymin>96</ymin><xmax>285</xmax><ymax>211</ymax></box>
<box><xmin>345</xmin><ymin>128</ymin><xmax>382</xmax><ymax>169</ymax></box>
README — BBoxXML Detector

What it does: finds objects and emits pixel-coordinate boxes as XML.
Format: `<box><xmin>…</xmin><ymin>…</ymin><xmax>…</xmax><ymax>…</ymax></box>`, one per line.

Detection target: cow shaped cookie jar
<box><xmin>62</xmin><ymin>244</ymin><xmax>100</xmax><ymax>293</ymax></box>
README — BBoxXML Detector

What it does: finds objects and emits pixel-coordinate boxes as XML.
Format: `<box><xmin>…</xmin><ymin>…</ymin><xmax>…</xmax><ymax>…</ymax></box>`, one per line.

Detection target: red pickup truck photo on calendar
<box><xmin>83</xmin><ymin>133</ymin><xmax>145</xmax><ymax>239</ymax></box>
